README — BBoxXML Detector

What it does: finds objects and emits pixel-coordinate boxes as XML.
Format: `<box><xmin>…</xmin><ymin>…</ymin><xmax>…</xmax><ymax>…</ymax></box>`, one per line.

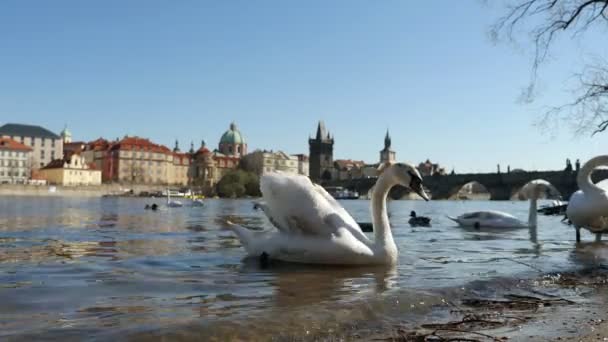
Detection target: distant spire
<box><xmin>173</xmin><ymin>139</ymin><xmax>180</xmax><ymax>152</ymax></box>
<box><xmin>189</xmin><ymin>141</ymin><xmax>195</xmax><ymax>154</ymax></box>
<box><xmin>316</xmin><ymin>121</ymin><xmax>328</xmax><ymax>140</ymax></box>
<box><xmin>201</xmin><ymin>139</ymin><xmax>206</xmax><ymax>148</ymax></box>
<box><xmin>384</xmin><ymin>129</ymin><xmax>391</xmax><ymax>149</ymax></box>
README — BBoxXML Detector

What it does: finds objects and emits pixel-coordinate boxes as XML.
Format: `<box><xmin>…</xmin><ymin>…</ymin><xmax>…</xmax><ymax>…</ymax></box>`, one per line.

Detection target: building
<box><xmin>0</xmin><ymin>137</ymin><xmax>32</xmax><ymax>184</ymax></box>
<box><xmin>241</xmin><ymin>150</ymin><xmax>301</xmax><ymax>175</ymax></box>
<box><xmin>63</xmin><ymin>141</ymin><xmax>86</xmax><ymax>159</ymax></box>
<box><xmin>334</xmin><ymin>159</ymin><xmax>366</xmax><ymax>180</ymax></box>
<box><xmin>0</xmin><ymin>123</ymin><xmax>63</xmax><ymax>169</ymax></box>
<box><xmin>219</xmin><ymin>122</ymin><xmax>247</xmax><ymax>157</ymax></box>
<box><xmin>380</xmin><ymin>130</ymin><xmax>396</xmax><ymax>164</ymax></box>
<box><xmin>293</xmin><ymin>154</ymin><xmax>309</xmax><ymax>177</ymax></box>
<box><xmin>309</xmin><ymin>121</ymin><xmax>334</xmax><ymax>182</ymax></box>
<box><xmin>60</xmin><ymin>125</ymin><xmax>72</xmax><ymax>144</ymax></box>
<box><xmin>60</xmin><ymin>125</ymin><xmax>87</xmax><ymax>158</ymax></box>
<box><xmin>38</xmin><ymin>153</ymin><xmax>102</xmax><ymax>186</ymax></box>
<box><xmin>191</xmin><ymin>140</ymin><xmax>240</xmax><ymax>192</ymax></box>
<box><xmin>81</xmin><ymin>136</ymin><xmax>190</xmax><ymax>185</ymax></box>
<box><xmin>190</xmin><ymin>123</ymin><xmax>249</xmax><ymax>193</ymax></box>
<box><xmin>417</xmin><ymin>159</ymin><xmax>447</xmax><ymax>177</ymax></box>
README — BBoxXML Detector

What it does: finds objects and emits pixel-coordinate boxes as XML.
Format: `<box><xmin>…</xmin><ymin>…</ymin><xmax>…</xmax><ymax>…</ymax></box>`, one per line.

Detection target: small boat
<box><xmin>537</xmin><ymin>200</ymin><xmax>568</xmax><ymax>216</ymax></box>
<box><xmin>166</xmin><ymin>189</ymin><xmax>183</xmax><ymax>208</ymax></box>
<box><xmin>324</xmin><ymin>186</ymin><xmax>360</xmax><ymax>200</ymax></box>
<box><xmin>191</xmin><ymin>198</ymin><xmax>204</xmax><ymax>207</ymax></box>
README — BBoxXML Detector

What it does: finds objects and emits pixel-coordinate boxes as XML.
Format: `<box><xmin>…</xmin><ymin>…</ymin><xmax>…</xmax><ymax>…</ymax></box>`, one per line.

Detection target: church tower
<box><xmin>380</xmin><ymin>130</ymin><xmax>396</xmax><ymax>164</ymax></box>
<box><xmin>308</xmin><ymin>121</ymin><xmax>334</xmax><ymax>182</ymax></box>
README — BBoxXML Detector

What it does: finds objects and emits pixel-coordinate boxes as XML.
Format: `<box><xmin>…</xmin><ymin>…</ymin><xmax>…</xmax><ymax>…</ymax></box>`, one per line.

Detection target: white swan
<box><xmin>566</xmin><ymin>156</ymin><xmax>608</xmax><ymax>242</ymax></box>
<box><xmin>166</xmin><ymin>189</ymin><xmax>183</xmax><ymax>208</ymax></box>
<box><xmin>448</xmin><ymin>179</ymin><xmax>559</xmax><ymax>229</ymax></box>
<box><xmin>227</xmin><ymin>162</ymin><xmax>429</xmax><ymax>265</ymax></box>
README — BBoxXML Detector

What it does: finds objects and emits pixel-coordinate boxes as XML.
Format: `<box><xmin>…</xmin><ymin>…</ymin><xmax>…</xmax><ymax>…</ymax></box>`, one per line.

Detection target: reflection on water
<box><xmin>0</xmin><ymin>197</ymin><xmax>603</xmax><ymax>339</ymax></box>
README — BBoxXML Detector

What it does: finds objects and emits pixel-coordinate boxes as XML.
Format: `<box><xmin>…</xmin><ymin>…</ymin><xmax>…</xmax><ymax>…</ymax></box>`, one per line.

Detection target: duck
<box><xmin>227</xmin><ymin>162</ymin><xmax>429</xmax><ymax>265</ymax></box>
<box><xmin>408</xmin><ymin>211</ymin><xmax>431</xmax><ymax>227</ymax></box>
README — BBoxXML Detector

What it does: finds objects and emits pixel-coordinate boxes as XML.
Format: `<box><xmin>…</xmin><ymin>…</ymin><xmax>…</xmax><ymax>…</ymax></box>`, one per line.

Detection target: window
<box><xmin>51</xmin><ymin>151</ymin><xmax>55</xmax><ymax>160</ymax></box>
<box><xmin>41</xmin><ymin>139</ymin><xmax>45</xmax><ymax>147</ymax></box>
<box><xmin>31</xmin><ymin>137</ymin><xmax>36</xmax><ymax>145</ymax></box>
<box><xmin>20</xmin><ymin>136</ymin><xmax>24</xmax><ymax>143</ymax></box>
<box><xmin>40</xmin><ymin>162</ymin><xmax>44</xmax><ymax>167</ymax></box>
<box><xmin>40</xmin><ymin>151</ymin><xmax>45</xmax><ymax>159</ymax></box>
<box><xmin>51</xmin><ymin>140</ymin><xmax>55</xmax><ymax>148</ymax></box>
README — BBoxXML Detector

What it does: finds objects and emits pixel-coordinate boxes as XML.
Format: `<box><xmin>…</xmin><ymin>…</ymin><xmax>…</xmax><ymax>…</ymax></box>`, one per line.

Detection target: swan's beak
<box><xmin>416</xmin><ymin>188</ymin><xmax>430</xmax><ymax>201</ymax></box>
<box><xmin>408</xmin><ymin>174</ymin><xmax>429</xmax><ymax>201</ymax></box>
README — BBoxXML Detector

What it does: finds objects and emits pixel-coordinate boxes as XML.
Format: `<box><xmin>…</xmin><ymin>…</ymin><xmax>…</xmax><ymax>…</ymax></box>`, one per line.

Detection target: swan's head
<box><xmin>520</xmin><ymin>179</ymin><xmax>561</xmax><ymax>200</ymax></box>
<box><xmin>378</xmin><ymin>162</ymin><xmax>429</xmax><ymax>201</ymax></box>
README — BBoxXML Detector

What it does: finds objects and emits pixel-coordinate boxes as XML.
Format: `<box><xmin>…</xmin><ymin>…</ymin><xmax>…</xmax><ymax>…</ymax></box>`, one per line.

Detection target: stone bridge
<box><xmin>325</xmin><ymin>169</ymin><xmax>608</xmax><ymax>200</ymax></box>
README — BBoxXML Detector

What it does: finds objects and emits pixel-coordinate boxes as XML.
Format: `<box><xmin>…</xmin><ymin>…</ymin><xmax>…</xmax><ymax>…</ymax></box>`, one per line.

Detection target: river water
<box><xmin>0</xmin><ymin>197</ymin><xmax>605</xmax><ymax>340</ymax></box>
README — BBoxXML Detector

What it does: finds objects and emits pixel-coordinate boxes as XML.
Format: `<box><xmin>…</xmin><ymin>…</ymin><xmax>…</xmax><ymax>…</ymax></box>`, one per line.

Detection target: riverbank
<box><xmin>0</xmin><ymin>184</ymin><xmax>162</xmax><ymax>197</ymax></box>
<box><xmin>370</xmin><ymin>269</ymin><xmax>608</xmax><ymax>341</ymax></box>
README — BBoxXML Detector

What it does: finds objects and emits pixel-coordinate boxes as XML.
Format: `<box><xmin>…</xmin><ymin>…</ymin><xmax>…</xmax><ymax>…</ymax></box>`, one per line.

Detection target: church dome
<box><xmin>219</xmin><ymin>122</ymin><xmax>245</xmax><ymax>145</ymax></box>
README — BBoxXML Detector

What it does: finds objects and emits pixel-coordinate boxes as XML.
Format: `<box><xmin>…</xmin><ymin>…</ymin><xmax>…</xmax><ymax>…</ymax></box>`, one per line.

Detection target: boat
<box><xmin>324</xmin><ymin>186</ymin><xmax>360</xmax><ymax>200</ymax></box>
<box><xmin>537</xmin><ymin>200</ymin><xmax>568</xmax><ymax>216</ymax></box>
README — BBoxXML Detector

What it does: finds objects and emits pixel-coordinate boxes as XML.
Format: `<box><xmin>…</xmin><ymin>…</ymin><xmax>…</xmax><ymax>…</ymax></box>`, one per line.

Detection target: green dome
<box><xmin>60</xmin><ymin>125</ymin><xmax>72</xmax><ymax>138</ymax></box>
<box><xmin>219</xmin><ymin>122</ymin><xmax>245</xmax><ymax>145</ymax></box>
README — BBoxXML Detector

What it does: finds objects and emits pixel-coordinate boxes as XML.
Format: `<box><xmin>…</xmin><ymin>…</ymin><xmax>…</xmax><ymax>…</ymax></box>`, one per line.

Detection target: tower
<box><xmin>379</xmin><ymin>130</ymin><xmax>396</xmax><ymax>164</ymax></box>
<box><xmin>60</xmin><ymin>125</ymin><xmax>72</xmax><ymax>144</ymax></box>
<box><xmin>308</xmin><ymin>121</ymin><xmax>334</xmax><ymax>182</ymax></box>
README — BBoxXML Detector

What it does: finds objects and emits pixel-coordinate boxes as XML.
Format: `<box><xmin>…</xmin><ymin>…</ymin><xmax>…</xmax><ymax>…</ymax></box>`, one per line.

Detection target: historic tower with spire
<box><xmin>308</xmin><ymin>121</ymin><xmax>334</xmax><ymax>182</ymax></box>
<box><xmin>379</xmin><ymin>130</ymin><xmax>396</xmax><ymax>164</ymax></box>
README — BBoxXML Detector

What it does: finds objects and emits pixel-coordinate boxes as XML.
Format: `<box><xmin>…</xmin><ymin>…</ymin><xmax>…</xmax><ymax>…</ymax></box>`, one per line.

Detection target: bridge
<box><xmin>325</xmin><ymin>169</ymin><xmax>608</xmax><ymax>200</ymax></box>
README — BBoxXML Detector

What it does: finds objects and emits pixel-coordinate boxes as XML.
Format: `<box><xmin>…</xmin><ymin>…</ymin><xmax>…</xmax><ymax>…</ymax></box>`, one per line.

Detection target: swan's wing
<box><xmin>312</xmin><ymin>184</ymin><xmax>364</xmax><ymax>230</ymax></box>
<box><xmin>260</xmin><ymin>172</ymin><xmax>364</xmax><ymax>237</ymax></box>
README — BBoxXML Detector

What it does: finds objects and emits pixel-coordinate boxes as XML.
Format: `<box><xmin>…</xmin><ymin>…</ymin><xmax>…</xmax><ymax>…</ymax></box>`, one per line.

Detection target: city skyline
<box><xmin>2</xmin><ymin>1</ymin><xmax>608</xmax><ymax>173</ymax></box>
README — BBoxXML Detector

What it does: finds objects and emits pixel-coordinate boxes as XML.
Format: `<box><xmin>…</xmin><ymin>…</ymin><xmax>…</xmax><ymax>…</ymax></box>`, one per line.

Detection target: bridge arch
<box><xmin>509</xmin><ymin>179</ymin><xmax>563</xmax><ymax>201</ymax></box>
<box><xmin>449</xmin><ymin>181</ymin><xmax>491</xmax><ymax>200</ymax></box>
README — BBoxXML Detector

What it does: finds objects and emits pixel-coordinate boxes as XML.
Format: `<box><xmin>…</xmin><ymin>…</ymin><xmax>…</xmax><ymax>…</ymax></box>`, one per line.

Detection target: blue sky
<box><xmin>1</xmin><ymin>0</ymin><xmax>606</xmax><ymax>173</ymax></box>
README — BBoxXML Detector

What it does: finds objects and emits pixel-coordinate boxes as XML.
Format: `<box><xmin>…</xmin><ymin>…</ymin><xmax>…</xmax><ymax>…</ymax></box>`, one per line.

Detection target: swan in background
<box><xmin>227</xmin><ymin>162</ymin><xmax>429</xmax><ymax>265</ymax></box>
<box><xmin>408</xmin><ymin>211</ymin><xmax>431</xmax><ymax>227</ymax></box>
<box><xmin>166</xmin><ymin>189</ymin><xmax>183</xmax><ymax>208</ymax></box>
<box><xmin>566</xmin><ymin>156</ymin><xmax>608</xmax><ymax>242</ymax></box>
<box><xmin>448</xmin><ymin>179</ymin><xmax>559</xmax><ymax>229</ymax></box>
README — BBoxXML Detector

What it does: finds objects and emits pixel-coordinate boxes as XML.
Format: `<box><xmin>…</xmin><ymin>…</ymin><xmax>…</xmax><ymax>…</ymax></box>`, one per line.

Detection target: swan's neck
<box><xmin>528</xmin><ymin>197</ymin><xmax>537</xmax><ymax>227</ymax></box>
<box><xmin>578</xmin><ymin>156</ymin><xmax>608</xmax><ymax>195</ymax></box>
<box><xmin>371</xmin><ymin>176</ymin><xmax>396</xmax><ymax>248</ymax></box>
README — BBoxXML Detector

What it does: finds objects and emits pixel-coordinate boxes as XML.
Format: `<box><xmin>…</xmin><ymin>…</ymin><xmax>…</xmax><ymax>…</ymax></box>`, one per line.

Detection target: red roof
<box><xmin>84</xmin><ymin>136</ymin><xmax>174</xmax><ymax>155</ymax></box>
<box><xmin>41</xmin><ymin>159</ymin><xmax>65</xmax><ymax>170</ymax></box>
<box><xmin>85</xmin><ymin>138</ymin><xmax>112</xmax><ymax>151</ymax></box>
<box><xmin>0</xmin><ymin>137</ymin><xmax>32</xmax><ymax>152</ymax></box>
<box><xmin>110</xmin><ymin>136</ymin><xmax>171</xmax><ymax>154</ymax></box>
<box><xmin>195</xmin><ymin>146</ymin><xmax>211</xmax><ymax>155</ymax></box>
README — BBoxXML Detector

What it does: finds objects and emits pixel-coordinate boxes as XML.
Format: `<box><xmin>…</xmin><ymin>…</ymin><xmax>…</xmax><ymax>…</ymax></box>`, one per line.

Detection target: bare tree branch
<box><xmin>494</xmin><ymin>0</ymin><xmax>608</xmax><ymax>135</ymax></box>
